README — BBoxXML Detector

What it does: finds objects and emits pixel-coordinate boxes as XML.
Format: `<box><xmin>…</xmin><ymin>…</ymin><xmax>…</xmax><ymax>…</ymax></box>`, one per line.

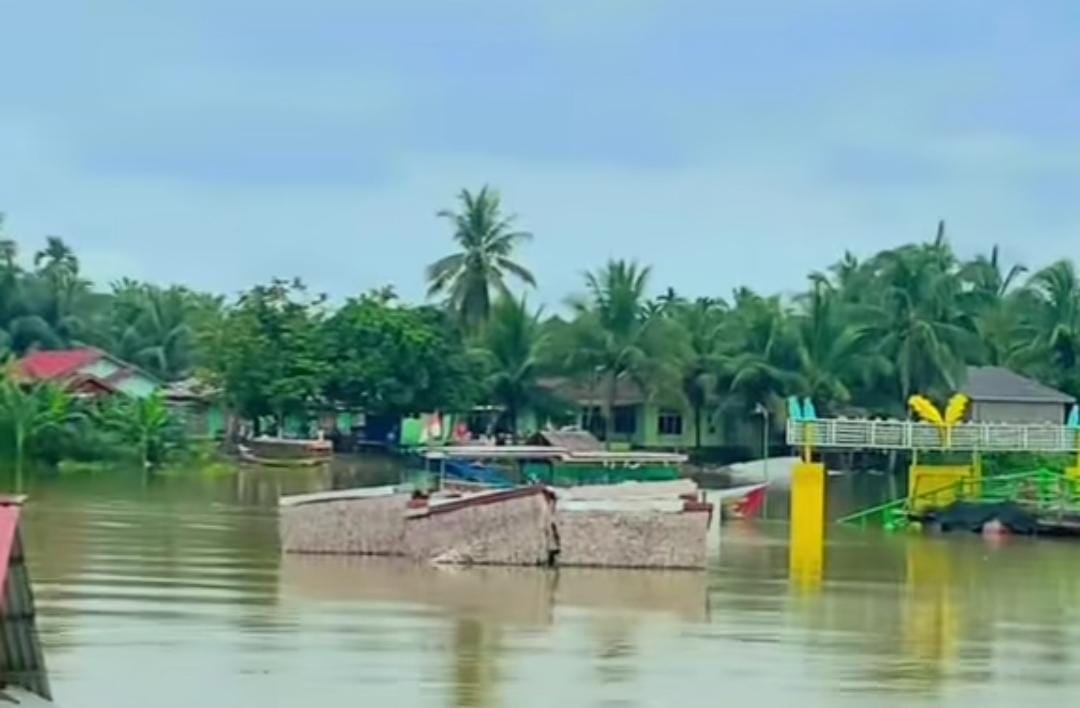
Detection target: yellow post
<box><xmin>789</xmin><ymin>461</ymin><xmax>826</xmax><ymax>591</ymax></box>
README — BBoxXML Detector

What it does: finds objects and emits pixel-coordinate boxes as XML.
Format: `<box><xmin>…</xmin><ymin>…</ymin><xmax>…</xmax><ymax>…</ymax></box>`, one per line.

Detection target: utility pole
<box><xmin>754</xmin><ymin>403</ymin><xmax>770</xmax><ymax>518</ymax></box>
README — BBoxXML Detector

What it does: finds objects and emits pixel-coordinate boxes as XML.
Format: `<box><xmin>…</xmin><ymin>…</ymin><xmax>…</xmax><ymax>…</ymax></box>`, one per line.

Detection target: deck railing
<box><xmin>787</xmin><ymin>418</ymin><xmax>1080</xmax><ymax>452</ymax></box>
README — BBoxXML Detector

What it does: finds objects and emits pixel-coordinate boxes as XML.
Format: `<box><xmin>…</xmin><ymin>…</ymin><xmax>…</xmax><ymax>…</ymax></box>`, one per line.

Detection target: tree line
<box><xmin>2</xmin><ymin>190</ymin><xmax>1080</xmax><ymax>459</ymax></box>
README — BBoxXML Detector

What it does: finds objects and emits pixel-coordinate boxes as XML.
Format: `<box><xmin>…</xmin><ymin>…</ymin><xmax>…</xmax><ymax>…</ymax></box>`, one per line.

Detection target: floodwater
<box><xmin>15</xmin><ymin>460</ymin><xmax>1080</xmax><ymax>707</ymax></box>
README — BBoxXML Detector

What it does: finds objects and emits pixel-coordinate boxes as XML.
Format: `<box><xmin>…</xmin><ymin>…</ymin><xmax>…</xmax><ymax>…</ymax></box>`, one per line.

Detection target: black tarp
<box><xmin>921</xmin><ymin>501</ymin><xmax>1039</xmax><ymax>535</ymax></box>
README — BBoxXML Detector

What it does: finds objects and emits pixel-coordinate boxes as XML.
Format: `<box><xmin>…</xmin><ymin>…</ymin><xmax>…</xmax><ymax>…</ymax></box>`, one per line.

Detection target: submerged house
<box><xmin>961</xmin><ymin>366</ymin><xmax>1075</xmax><ymax>424</ymax></box>
<box><xmin>16</xmin><ymin>348</ymin><xmax>226</xmax><ymax>438</ymax></box>
<box><xmin>17</xmin><ymin>348</ymin><xmax>158</xmax><ymax>399</ymax></box>
<box><xmin>535</xmin><ymin>377</ymin><xmax>731</xmax><ymax>451</ymax></box>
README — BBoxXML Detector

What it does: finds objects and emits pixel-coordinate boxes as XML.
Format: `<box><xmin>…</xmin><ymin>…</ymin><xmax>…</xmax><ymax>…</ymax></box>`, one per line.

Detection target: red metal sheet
<box><xmin>0</xmin><ymin>505</ymin><xmax>22</xmax><ymax>594</ymax></box>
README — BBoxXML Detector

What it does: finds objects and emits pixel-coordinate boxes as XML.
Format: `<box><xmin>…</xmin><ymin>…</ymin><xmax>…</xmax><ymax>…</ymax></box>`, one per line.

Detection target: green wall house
<box><xmin>534</xmin><ymin>377</ymin><xmax>738</xmax><ymax>451</ymax></box>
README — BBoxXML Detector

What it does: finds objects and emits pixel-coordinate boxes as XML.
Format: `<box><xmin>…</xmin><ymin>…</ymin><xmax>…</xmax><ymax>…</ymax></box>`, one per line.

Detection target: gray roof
<box><xmin>527</xmin><ymin>429</ymin><xmax>604</xmax><ymax>452</ymax></box>
<box><xmin>962</xmin><ymin>366</ymin><xmax>1075</xmax><ymax>404</ymax></box>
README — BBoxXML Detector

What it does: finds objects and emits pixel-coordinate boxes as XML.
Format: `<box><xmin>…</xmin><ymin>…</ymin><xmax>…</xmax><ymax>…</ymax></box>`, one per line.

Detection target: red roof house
<box><xmin>15</xmin><ymin>348</ymin><xmax>160</xmax><ymax>399</ymax></box>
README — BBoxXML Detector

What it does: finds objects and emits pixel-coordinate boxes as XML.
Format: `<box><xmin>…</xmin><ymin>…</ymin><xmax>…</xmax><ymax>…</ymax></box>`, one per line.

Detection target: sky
<box><xmin>2</xmin><ymin>1</ymin><xmax>1080</xmax><ymax>307</ymax></box>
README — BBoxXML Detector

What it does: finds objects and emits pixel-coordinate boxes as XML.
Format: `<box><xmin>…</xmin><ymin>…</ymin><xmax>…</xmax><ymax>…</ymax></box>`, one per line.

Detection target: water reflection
<box><xmin>8</xmin><ymin>464</ymin><xmax>1080</xmax><ymax>707</ymax></box>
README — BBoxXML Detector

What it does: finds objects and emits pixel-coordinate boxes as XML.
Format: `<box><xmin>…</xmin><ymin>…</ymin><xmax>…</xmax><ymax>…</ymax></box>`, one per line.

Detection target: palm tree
<box><xmin>720</xmin><ymin>288</ymin><xmax>797</xmax><ymax>416</ymax></box>
<box><xmin>862</xmin><ymin>236</ymin><xmax>976</xmax><ymax>400</ymax></box>
<box><xmin>1017</xmin><ymin>260</ymin><xmax>1080</xmax><ymax>394</ymax></box>
<box><xmin>960</xmin><ymin>246</ymin><xmax>1027</xmax><ymax>367</ymax></box>
<box><xmin>566</xmin><ymin>260</ymin><xmax>681</xmax><ymax>447</ymax></box>
<box><xmin>427</xmin><ymin>186</ymin><xmax>535</xmax><ymax>331</ymax></box>
<box><xmin>480</xmin><ymin>297</ymin><xmax>554</xmax><ymax>435</ymax></box>
<box><xmin>23</xmin><ymin>236</ymin><xmax>91</xmax><ymax>348</ymax></box>
<box><xmin>791</xmin><ymin>280</ymin><xmax>889</xmax><ymax>413</ymax></box>
<box><xmin>670</xmin><ymin>298</ymin><xmax>727</xmax><ymax>448</ymax></box>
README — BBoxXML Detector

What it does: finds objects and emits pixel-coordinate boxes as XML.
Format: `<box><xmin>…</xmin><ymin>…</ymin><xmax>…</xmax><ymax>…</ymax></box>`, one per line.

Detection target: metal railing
<box><xmin>788</xmin><ymin>418</ymin><xmax>1080</xmax><ymax>452</ymax></box>
<box><xmin>837</xmin><ymin>469</ymin><xmax>1080</xmax><ymax>529</ymax></box>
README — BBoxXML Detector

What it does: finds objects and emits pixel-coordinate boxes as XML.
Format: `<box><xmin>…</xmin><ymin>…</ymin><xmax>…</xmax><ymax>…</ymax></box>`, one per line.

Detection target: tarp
<box><xmin>923</xmin><ymin>501</ymin><xmax>1038</xmax><ymax>535</ymax></box>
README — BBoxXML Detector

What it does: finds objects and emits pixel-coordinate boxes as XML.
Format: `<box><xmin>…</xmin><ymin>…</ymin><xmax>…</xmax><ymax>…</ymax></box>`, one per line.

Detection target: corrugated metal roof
<box><xmin>962</xmin><ymin>366</ymin><xmax>1076</xmax><ymax>404</ymax></box>
<box><xmin>17</xmin><ymin>348</ymin><xmax>101</xmax><ymax>380</ymax></box>
<box><xmin>0</xmin><ymin>499</ymin><xmax>51</xmax><ymax>702</ymax></box>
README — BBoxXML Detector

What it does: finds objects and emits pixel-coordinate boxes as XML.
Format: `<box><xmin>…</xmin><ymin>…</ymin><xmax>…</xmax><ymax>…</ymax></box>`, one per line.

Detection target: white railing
<box><xmin>786</xmin><ymin>419</ymin><xmax>1080</xmax><ymax>452</ymax></box>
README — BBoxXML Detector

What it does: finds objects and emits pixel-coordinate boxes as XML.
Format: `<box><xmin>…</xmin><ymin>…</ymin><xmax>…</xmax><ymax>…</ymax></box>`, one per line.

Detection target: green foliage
<box><xmin>564</xmin><ymin>260</ymin><xmax>684</xmax><ymax>446</ymax></box>
<box><xmin>201</xmin><ymin>279</ymin><xmax>327</xmax><ymax>427</ymax></box>
<box><xmin>427</xmin><ymin>186</ymin><xmax>535</xmax><ymax>331</ymax></box>
<box><xmin>0</xmin><ymin>375</ymin><xmax>82</xmax><ymax>479</ymax></box>
<box><xmin>321</xmin><ymin>293</ymin><xmax>481</xmax><ymax>416</ymax></box>
<box><xmin>478</xmin><ymin>296</ymin><xmax>565</xmax><ymax>433</ymax></box>
<box><xmin>97</xmin><ymin>392</ymin><xmax>180</xmax><ymax>467</ymax></box>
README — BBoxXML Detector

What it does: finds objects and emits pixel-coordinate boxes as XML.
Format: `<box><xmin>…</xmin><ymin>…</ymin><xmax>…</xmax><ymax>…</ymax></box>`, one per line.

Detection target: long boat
<box><xmin>238</xmin><ymin>436</ymin><xmax>333</xmax><ymax>467</ymax></box>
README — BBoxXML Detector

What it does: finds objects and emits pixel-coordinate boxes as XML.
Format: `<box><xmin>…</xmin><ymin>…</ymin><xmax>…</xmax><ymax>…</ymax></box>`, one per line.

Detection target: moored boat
<box><xmin>239</xmin><ymin>435</ymin><xmax>333</xmax><ymax>467</ymax></box>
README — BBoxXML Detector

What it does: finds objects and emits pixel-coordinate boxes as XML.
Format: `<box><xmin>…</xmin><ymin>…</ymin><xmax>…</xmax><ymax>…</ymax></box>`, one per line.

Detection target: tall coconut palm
<box><xmin>720</xmin><ymin>288</ymin><xmax>798</xmax><ymax>415</ymax></box>
<box><xmin>862</xmin><ymin>236</ymin><xmax>976</xmax><ymax>400</ymax></box>
<box><xmin>427</xmin><ymin>186</ymin><xmax>535</xmax><ymax>331</ymax></box>
<box><xmin>792</xmin><ymin>280</ymin><xmax>889</xmax><ymax>413</ymax></box>
<box><xmin>566</xmin><ymin>260</ymin><xmax>681</xmax><ymax>447</ymax></box>
<box><xmin>1017</xmin><ymin>260</ymin><xmax>1080</xmax><ymax>393</ymax></box>
<box><xmin>671</xmin><ymin>297</ymin><xmax>727</xmax><ymax>448</ymax></box>
<box><xmin>480</xmin><ymin>296</ymin><xmax>554</xmax><ymax>435</ymax></box>
<box><xmin>960</xmin><ymin>246</ymin><xmax>1027</xmax><ymax>367</ymax></box>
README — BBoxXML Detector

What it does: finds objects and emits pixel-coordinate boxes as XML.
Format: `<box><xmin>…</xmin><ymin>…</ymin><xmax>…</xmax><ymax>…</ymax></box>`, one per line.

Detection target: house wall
<box><xmin>79</xmin><ymin>359</ymin><xmax>122</xmax><ymax>379</ymax></box>
<box><xmin>112</xmin><ymin>375</ymin><xmax>159</xmax><ymax>398</ymax></box>
<box><xmin>573</xmin><ymin>402</ymin><xmax>730</xmax><ymax>450</ymax></box>
<box><xmin>971</xmin><ymin>401</ymin><xmax>1067</xmax><ymax>425</ymax></box>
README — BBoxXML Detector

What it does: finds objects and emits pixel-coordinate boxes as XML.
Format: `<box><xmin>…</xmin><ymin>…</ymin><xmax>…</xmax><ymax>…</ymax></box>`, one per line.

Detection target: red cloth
<box><xmin>734</xmin><ymin>486</ymin><xmax>768</xmax><ymax>519</ymax></box>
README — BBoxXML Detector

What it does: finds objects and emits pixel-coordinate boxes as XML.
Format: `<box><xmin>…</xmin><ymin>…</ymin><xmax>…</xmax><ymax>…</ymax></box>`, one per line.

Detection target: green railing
<box><xmin>838</xmin><ymin>469</ymin><xmax>1080</xmax><ymax>531</ymax></box>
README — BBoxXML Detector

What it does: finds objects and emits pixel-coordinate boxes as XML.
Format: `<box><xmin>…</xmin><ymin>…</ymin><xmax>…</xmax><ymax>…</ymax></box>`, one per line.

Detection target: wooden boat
<box><xmin>239</xmin><ymin>436</ymin><xmax>333</xmax><ymax>467</ymax></box>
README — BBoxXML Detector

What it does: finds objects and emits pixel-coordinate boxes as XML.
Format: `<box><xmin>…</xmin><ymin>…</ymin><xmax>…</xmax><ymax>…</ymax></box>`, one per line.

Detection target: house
<box><xmin>961</xmin><ymin>366</ymin><xmax>1075</xmax><ymax>424</ymax></box>
<box><xmin>16</xmin><ymin>348</ymin><xmax>159</xmax><ymax>399</ymax></box>
<box><xmin>163</xmin><ymin>378</ymin><xmax>227</xmax><ymax>439</ymax></box>
<box><xmin>537</xmin><ymin>377</ymin><xmax>727</xmax><ymax>450</ymax></box>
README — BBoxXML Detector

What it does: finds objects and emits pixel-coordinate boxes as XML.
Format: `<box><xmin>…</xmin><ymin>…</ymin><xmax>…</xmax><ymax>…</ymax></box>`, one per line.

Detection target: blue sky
<box><xmin>2</xmin><ymin>1</ymin><xmax>1080</xmax><ymax>306</ymax></box>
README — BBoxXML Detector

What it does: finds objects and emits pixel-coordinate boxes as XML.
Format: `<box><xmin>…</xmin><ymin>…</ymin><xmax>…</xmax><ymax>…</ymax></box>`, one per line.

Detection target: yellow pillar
<box><xmin>789</xmin><ymin>461</ymin><xmax>826</xmax><ymax>591</ymax></box>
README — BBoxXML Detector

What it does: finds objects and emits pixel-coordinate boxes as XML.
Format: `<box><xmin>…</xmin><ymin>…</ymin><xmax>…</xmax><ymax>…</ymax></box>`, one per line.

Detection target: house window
<box><xmin>657</xmin><ymin>410</ymin><xmax>683</xmax><ymax>437</ymax></box>
<box><xmin>582</xmin><ymin>407</ymin><xmax>606</xmax><ymax>439</ymax></box>
<box><xmin>613</xmin><ymin>406</ymin><xmax>637</xmax><ymax>435</ymax></box>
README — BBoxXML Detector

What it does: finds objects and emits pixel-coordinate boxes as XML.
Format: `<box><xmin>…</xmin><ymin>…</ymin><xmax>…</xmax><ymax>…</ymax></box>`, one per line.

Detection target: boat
<box><xmin>0</xmin><ymin>497</ymin><xmax>53</xmax><ymax>704</ymax></box>
<box><xmin>403</xmin><ymin>486</ymin><xmax>557</xmax><ymax>565</ymax></box>
<box><xmin>553</xmin><ymin>481</ymin><xmax>714</xmax><ymax>569</ymax></box>
<box><xmin>280</xmin><ymin>485</ymin><xmax>412</xmax><ymax>554</ymax></box>
<box><xmin>238</xmin><ymin>436</ymin><xmax>333</xmax><ymax>467</ymax></box>
<box><xmin>417</xmin><ymin>443</ymin><xmax>687</xmax><ymax>489</ymax></box>
<box><xmin>280</xmin><ymin>479</ymin><xmax>714</xmax><ymax>570</ymax></box>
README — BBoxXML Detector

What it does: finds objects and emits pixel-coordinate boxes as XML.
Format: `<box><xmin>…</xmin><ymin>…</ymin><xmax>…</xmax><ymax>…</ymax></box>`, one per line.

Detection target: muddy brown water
<box><xmin>13</xmin><ymin>460</ymin><xmax>1080</xmax><ymax>707</ymax></box>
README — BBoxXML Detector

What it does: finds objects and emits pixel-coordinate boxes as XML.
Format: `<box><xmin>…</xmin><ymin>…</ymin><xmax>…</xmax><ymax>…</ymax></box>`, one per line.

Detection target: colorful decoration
<box><xmin>908</xmin><ymin>393</ymin><xmax>969</xmax><ymax>447</ymax></box>
<box><xmin>944</xmin><ymin>394</ymin><xmax>969</xmax><ymax>426</ymax></box>
<box><xmin>908</xmin><ymin>395</ymin><xmax>945</xmax><ymax>426</ymax></box>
